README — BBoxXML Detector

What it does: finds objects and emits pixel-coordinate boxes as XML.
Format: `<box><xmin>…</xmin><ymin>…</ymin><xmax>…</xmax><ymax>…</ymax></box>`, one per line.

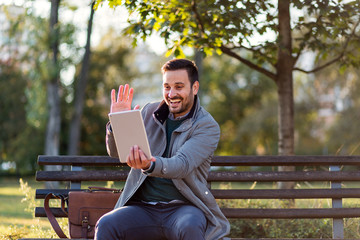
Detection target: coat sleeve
<box><xmin>105</xmin><ymin>122</ymin><xmax>119</xmax><ymax>158</ymax></box>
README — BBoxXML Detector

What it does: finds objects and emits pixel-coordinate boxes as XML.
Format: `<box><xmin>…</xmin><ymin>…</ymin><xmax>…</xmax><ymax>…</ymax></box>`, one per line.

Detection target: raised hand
<box><xmin>110</xmin><ymin>84</ymin><xmax>140</xmax><ymax>113</ymax></box>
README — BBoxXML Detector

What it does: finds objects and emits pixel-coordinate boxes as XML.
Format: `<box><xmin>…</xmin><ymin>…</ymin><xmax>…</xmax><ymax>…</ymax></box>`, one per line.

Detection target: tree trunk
<box><xmin>68</xmin><ymin>3</ymin><xmax>95</xmax><ymax>155</ymax></box>
<box><xmin>45</xmin><ymin>0</ymin><xmax>61</xmax><ymax>189</ymax></box>
<box><xmin>276</xmin><ymin>0</ymin><xmax>295</xmax><ymax>189</ymax></box>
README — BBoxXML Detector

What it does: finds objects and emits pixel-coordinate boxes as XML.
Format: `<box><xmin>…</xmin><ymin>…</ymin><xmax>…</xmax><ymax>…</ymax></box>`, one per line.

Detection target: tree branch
<box><xmin>230</xmin><ymin>44</ymin><xmax>278</xmax><ymax>69</ymax></box>
<box><xmin>220</xmin><ymin>46</ymin><xmax>277</xmax><ymax>81</ymax></box>
<box><xmin>191</xmin><ymin>1</ymin><xmax>277</xmax><ymax>81</ymax></box>
<box><xmin>294</xmin><ymin>18</ymin><xmax>360</xmax><ymax>74</ymax></box>
<box><xmin>191</xmin><ymin>0</ymin><xmax>205</xmax><ymax>35</ymax></box>
<box><xmin>293</xmin><ymin>54</ymin><xmax>343</xmax><ymax>74</ymax></box>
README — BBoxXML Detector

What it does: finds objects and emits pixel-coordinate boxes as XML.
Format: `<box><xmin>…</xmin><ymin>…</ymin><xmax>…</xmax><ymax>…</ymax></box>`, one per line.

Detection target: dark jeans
<box><xmin>94</xmin><ymin>201</ymin><xmax>207</xmax><ymax>240</ymax></box>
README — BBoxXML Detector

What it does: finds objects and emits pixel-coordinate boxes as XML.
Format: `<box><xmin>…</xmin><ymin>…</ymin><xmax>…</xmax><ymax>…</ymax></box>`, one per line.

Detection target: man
<box><xmin>95</xmin><ymin>59</ymin><xmax>230</xmax><ymax>240</ymax></box>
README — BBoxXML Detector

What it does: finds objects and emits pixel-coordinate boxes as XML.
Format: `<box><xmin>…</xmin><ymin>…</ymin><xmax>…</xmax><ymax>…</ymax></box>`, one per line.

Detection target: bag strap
<box><xmin>44</xmin><ymin>193</ymin><xmax>69</xmax><ymax>239</ymax></box>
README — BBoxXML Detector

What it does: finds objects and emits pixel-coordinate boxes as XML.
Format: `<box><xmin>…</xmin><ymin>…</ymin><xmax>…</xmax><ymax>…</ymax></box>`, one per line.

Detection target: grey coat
<box><xmin>106</xmin><ymin>97</ymin><xmax>230</xmax><ymax>240</ymax></box>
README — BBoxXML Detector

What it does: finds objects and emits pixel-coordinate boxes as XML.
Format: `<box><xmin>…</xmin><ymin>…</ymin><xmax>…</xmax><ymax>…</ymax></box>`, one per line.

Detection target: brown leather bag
<box><xmin>45</xmin><ymin>187</ymin><xmax>121</xmax><ymax>239</ymax></box>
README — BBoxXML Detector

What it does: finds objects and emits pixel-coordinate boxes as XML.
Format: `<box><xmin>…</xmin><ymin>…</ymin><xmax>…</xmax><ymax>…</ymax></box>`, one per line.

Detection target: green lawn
<box><xmin>0</xmin><ymin>177</ymin><xmax>57</xmax><ymax>239</ymax></box>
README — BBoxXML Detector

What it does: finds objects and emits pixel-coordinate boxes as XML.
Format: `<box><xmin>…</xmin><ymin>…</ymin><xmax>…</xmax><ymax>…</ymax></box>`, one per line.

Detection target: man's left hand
<box><xmin>127</xmin><ymin>145</ymin><xmax>156</xmax><ymax>170</ymax></box>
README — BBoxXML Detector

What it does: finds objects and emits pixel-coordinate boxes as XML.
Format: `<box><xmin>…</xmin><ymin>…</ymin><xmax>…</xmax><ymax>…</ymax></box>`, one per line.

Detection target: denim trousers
<box><xmin>94</xmin><ymin>201</ymin><xmax>207</xmax><ymax>240</ymax></box>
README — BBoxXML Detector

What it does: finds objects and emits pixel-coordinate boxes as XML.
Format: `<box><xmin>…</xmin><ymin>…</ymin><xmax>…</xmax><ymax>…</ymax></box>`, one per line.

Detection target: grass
<box><xmin>0</xmin><ymin>177</ymin><xmax>59</xmax><ymax>239</ymax></box>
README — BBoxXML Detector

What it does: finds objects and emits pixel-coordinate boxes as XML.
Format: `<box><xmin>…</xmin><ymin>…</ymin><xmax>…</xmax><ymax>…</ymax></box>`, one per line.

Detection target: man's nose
<box><xmin>168</xmin><ymin>90</ymin><xmax>177</xmax><ymax>98</ymax></box>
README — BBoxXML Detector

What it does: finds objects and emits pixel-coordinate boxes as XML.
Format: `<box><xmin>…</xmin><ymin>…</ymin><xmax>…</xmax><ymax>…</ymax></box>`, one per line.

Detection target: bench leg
<box><xmin>71</xmin><ymin>166</ymin><xmax>82</xmax><ymax>189</ymax></box>
<box><xmin>330</xmin><ymin>165</ymin><xmax>344</xmax><ymax>239</ymax></box>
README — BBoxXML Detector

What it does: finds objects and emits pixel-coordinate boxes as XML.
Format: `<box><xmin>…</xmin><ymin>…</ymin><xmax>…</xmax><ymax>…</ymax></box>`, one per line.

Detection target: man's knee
<box><xmin>95</xmin><ymin>212</ymin><xmax>120</xmax><ymax>239</ymax></box>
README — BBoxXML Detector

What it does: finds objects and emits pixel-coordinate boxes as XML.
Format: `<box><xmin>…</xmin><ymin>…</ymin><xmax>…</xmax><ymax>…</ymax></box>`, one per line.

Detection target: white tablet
<box><xmin>108</xmin><ymin>110</ymin><xmax>152</xmax><ymax>163</ymax></box>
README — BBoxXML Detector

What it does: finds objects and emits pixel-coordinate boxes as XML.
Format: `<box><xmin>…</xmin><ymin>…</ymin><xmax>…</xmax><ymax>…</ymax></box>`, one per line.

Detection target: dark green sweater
<box><xmin>132</xmin><ymin>118</ymin><xmax>188</xmax><ymax>203</ymax></box>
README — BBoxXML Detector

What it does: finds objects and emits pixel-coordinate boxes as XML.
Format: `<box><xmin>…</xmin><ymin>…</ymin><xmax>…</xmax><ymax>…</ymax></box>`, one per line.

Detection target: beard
<box><xmin>167</xmin><ymin>94</ymin><xmax>194</xmax><ymax>117</ymax></box>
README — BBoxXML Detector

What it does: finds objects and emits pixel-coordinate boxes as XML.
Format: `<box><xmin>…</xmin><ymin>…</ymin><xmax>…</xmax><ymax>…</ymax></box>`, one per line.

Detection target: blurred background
<box><xmin>0</xmin><ymin>0</ymin><xmax>359</xmax><ymax>178</ymax></box>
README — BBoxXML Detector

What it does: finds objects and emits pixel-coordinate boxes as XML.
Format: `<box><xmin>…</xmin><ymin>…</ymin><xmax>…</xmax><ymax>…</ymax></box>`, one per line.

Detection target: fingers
<box><xmin>123</xmin><ymin>84</ymin><xmax>130</xmax><ymax>102</ymax></box>
<box><xmin>134</xmin><ymin>145</ymin><xmax>140</xmax><ymax>163</ymax></box>
<box><xmin>117</xmin><ymin>85</ymin><xmax>124</xmax><ymax>102</ymax></box>
<box><xmin>128</xmin><ymin>87</ymin><xmax>134</xmax><ymax>104</ymax></box>
<box><xmin>110</xmin><ymin>84</ymin><xmax>139</xmax><ymax>113</ymax></box>
<box><xmin>111</xmin><ymin>89</ymin><xmax>116</xmax><ymax>103</ymax></box>
<box><xmin>127</xmin><ymin>145</ymin><xmax>153</xmax><ymax>169</ymax></box>
<box><xmin>116</xmin><ymin>84</ymin><xmax>133</xmax><ymax>102</ymax></box>
<box><xmin>127</xmin><ymin>145</ymin><xmax>141</xmax><ymax>168</ymax></box>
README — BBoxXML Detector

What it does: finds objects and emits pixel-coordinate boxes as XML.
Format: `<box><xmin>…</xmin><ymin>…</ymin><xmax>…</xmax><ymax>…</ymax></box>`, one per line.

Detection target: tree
<box><xmin>45</xmin><ymin>0</ymin><xmax>61</xmax><ymax>158</ymax></box>
<box><xmin>68</xmin><ymin>2</ymin><xmax>95</xmax><ymax>155</ymax></box>
<box><xmin>95</xmin><ymin>0</ymin><xmax>360</xmax><ymax>158</ymax></box>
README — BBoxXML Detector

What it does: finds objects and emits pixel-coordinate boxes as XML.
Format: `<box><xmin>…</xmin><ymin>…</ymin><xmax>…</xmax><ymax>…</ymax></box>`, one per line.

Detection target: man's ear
<box><xmin>192</xmin><ymin>81</ymin><xmax>199</xmax><ymax>95</ymax></box>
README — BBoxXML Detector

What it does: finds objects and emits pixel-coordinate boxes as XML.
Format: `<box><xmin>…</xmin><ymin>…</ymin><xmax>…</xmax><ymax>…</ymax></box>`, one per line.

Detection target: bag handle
<box><xmin>44</xmin><ymin>193</ymin><xmax>69</xmax><ymax>239</ymax></box>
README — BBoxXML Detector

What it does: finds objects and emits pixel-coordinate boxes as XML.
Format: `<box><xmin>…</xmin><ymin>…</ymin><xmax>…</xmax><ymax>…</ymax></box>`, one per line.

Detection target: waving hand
<box><xmin>110</xmin><ymin>84</ymin><xmax>140</xmax><ymax>113</ymax></box>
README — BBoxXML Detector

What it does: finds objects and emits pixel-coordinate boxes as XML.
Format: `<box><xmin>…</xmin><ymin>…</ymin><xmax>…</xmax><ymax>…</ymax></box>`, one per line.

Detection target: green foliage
<box><xmin>0</xmin><ymin>58</ymin><xmax>43</xmax><ymax>173</ymax></box>
<box><xmin>200</xmin><ymin>54</ymin><xmax>278</xmax><ymax>155</ymax></box>
<box><xmin>217</xmin><ymin>192</ymin><xmax>360</xmax><ymax>238</ymax></box>
<box><xmin>97</xmin><ymin>0</ymin><xmax>360</xmax><ymax>70</ymax></box>
<box><xmin>323</xmin><ymin>67</ymin><xmax>360</xmax><ymax>155</ymax></box>
<box><xmin>227</xmin><ymin>218</ymin><xmax>332</xmax><ymax>238</ymax></box>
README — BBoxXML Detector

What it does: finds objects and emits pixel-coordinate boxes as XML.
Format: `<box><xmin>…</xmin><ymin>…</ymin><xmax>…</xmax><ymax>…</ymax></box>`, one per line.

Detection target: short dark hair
<box><xmin>161</xmin><ymin>59</ymin><xmax>199</xmax><ymax>86</ymax></box>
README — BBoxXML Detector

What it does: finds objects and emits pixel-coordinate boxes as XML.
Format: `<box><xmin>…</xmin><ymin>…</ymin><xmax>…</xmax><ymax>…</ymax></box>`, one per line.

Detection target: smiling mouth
<box><xmin>169</xmin><ymin>99</ymin><xmax>181</xmax><ymax>104</ymax></box>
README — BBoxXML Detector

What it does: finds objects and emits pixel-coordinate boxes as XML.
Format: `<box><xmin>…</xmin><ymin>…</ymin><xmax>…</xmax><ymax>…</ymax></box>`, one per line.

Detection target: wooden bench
<box><xmin>33</xmin><ymin>155</ymin><xmax>360</xmax><ymax>239</ymax></box>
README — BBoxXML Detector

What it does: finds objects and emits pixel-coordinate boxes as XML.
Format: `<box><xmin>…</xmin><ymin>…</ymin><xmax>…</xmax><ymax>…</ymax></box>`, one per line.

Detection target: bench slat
<box><xmin>35</xmin><ymin>189</ymin><xmax>83</xmax><ymax>199</ymax></box>
<box><xmin>36</xmin><ymin>170</ymin><xmax>360</xmax><ymax>182</ymax></box>
<box><xmin>36</xmin><ymin>170</ymin><xmax>129</xmax><ymax>181</ymax></box>
<box><xmin>37</xmin><ymin>155</ymin><xmax>124</xmax><ymax>166</ymax></box>
<box><xmin>35</xmin><ymin>206</ymin><xmax>360</xmax><ymax>219</ymax></box>
<box><xmin>36</xmin><ymin>188</ymin><xmax>360</xmax><ymax>200</ymax></box>
<box><xmin>35</xmin><ymin>207</ymin><xmax>67</xmax><ymax>218</ymax></box>
<box><xmin>37</xmin><ymin>155</ymin><xmax>360</xmax><ymax>167</ymax></box>
<box><xmin>214</xmin><ymin>155</ymin><xmax>360</xmax><ymax>166</ymax></box>
<box><xmin>221</xmin><ymin>208</ymin><xmax>360</xmax><ymax>219</ymax></box>
<box><xmin>208</xmin><ymin>171</ymin><xmax>360</xmax><ymax>182</ymax></box>
<box><xmin>211</xmin><ymin>188</ymin><xmax>360</xmax><ymax>199</ymax></box>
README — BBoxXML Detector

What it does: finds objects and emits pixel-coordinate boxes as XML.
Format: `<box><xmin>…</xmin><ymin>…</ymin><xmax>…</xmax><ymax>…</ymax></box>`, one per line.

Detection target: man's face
<box><xmin>163</xmin><ymin>69</ymin><xmax>199</xmax><ymax>118</ymax></box>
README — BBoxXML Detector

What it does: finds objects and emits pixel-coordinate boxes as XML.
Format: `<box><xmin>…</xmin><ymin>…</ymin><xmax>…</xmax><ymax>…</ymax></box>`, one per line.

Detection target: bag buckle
<box><xmin>82</xmin><ymin>216</ymin><xmax>89</xmax><ymax>225</ymax></box>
